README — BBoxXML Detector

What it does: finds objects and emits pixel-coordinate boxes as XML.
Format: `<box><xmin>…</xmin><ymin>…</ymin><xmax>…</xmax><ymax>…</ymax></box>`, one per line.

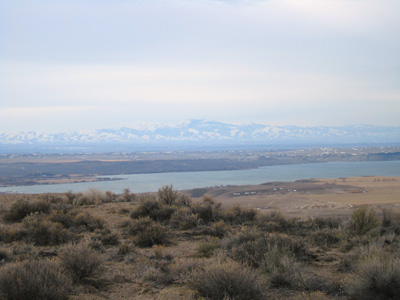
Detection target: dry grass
<box><xmin>0</xmin><ymin>181</ymin><xmax>399</xmax><ymax>300</ymax></box>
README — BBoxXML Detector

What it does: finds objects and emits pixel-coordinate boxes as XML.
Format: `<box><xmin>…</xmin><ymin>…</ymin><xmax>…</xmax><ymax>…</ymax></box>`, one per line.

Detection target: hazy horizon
<box><xmin>1</xmin><ymin>0</ymin><xmax>399</xmax><ymax>133</ymax></box>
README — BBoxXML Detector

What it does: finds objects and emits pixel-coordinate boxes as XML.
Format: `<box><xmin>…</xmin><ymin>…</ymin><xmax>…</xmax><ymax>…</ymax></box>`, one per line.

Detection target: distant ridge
<box><xmin>1</xmin><ymin>120</ymin><xmax>399</xmax><ymax>151</ymax></box>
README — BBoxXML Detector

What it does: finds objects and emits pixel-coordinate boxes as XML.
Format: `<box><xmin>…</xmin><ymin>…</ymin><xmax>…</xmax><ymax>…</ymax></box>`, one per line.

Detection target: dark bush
<box><xmin>222</xmin><ymin>204</ymin><xmax>257</xmax><ymax>225</ymax></box>
<box><xmin>3</xmin><ymin>199</ymin><xmax>50</xmax><ymax>223</ymax></box>
<box><xmin>0</xmin><ymin>259</ymin><xmax>71</xmax><ymax>300</ymax></box>
<box><xmin>128</xmin><ymin>217</ymin><xmax>169</xmax><ymax>247</ymax></box>
<box><xmin>223</xmin><ymin>228</ymin><xmax>309</xmax><ymax>268</ymax></box>
<box><xmin>197</xmin><ymin>241</ymin><xmax>218</xmax><ymax>257</ymax></box>
<box><xmin>58</xmin><ymin>241</ymin><xmax>105</xmax><ymax>282</ymax></box>
<box><xmin>158</xmin><ymin>185</ymin><xmax>179</xmax><ymax>206</ymax></box>
<box><xmin>170</xmin><ymin>207</ymin><xmax>198</xmax><ymax>230</ymax></box>
<box><xmin>188</xmin><ymin>259</ymin><xmax>266</xmax><ymax>300</ymax></box>
<box><xmin>347</xmin><ymin>255</ymin><xmax>400</xmax><ymax>300</ymax></box>
<box><xmin>130</xmin><ymin>195</ymin><xmax>176</xmax><ymax>222</ymax></box>
<box><xmin>311</xmin><ymin>229</ymin><xmax>341</xmax><ymax>248</ymax></box>
<box><xmin>23</xmin><ymin>214</ymin><xmax>72</xmax><ymax>246</ymax></box>
<box><xmin>256</xmin><ymin>210</ymin><xmax>289</xmax><ymax>232</ymax></box>
<box><xmin>191</xmin><ymin>195</ymin><xmax>221</xmax><ymax>223</ymax></box>
<box><xmin>72</xmin><ymin>212</ymin><xmax>105</xmax><ymax>232</ymax></box>
<box><xmin>349</xmin><ymin>206</ymin><xmax>380</xmax><ymax>235</ymax></box>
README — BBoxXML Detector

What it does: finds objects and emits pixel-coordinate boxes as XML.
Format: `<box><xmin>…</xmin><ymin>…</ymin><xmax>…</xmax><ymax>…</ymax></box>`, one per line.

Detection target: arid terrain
<box><xmin>0</xmin><ymin>177</ymin><xmax>399</xmax><ymax>300</ymax></box>
<box><xmin>189</xmin><ymin>176</ymin><xmax>400</xmax><ymax>218</ymax></box>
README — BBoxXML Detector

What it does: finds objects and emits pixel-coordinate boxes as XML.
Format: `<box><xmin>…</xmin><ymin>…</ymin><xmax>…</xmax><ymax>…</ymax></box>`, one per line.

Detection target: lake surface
<box><xmin>1</xmin><ymin>160</ymin><xmax>399</xmax><ymax>194</ymax></box>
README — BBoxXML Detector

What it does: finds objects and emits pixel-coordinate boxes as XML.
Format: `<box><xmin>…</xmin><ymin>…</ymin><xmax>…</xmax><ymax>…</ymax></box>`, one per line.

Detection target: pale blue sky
<box><xmin>1</xmin><ymin>0</ymin><xmax>399</xmax><ymax>132</ymax></box>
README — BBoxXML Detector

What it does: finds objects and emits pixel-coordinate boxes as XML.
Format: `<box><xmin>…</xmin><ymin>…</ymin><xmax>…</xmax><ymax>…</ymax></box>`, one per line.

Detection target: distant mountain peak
<box><xmin>1</xmin><ymin>121</ymin><xmax>399</xmax><ymax>148</ymax></box>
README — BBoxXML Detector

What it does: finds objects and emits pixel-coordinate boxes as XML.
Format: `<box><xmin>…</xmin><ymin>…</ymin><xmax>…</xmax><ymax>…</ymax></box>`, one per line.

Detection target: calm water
<box><xmin>1</xmin><ymin>160</ymin><xmax>399</xmax><ymax>194</ymax></box>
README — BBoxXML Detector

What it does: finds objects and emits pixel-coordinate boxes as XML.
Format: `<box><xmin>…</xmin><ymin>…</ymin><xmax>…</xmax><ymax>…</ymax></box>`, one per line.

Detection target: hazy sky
<box><xmin>1</xmin><ymin>0</ymin><xmax>399</xmax><ymax>132</ymax></box>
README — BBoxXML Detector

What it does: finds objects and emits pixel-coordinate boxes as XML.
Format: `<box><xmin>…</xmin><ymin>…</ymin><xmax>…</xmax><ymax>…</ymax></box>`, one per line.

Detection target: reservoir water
<box><xmin>1</xmin><ymin>160</ymin><xmax>399</xmax><ymax>194</ymax></box>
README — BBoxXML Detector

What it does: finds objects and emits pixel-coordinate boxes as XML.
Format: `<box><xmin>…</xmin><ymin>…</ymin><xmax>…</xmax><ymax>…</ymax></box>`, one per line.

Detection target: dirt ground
<box><xmin>191</xmin><ymin>176</ymin><xmax>400</xmax><ymax>218</ymax></box>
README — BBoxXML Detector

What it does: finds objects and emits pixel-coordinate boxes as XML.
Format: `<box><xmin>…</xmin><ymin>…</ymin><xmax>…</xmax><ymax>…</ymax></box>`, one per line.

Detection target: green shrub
<box><xmin>349</xmin><ymin>206</ymin><xmax>380</xmax><ymax>235</ymax></box>
<box><xmin>58</xmin><ymin>241</ymin><xmax>105</xmax><ymax>282</ymax></box>
<box><xmin>128</xmin><ymin>217</ymin><xmax>169</xmax><ymax>247</ymax></box>
<box><xmin>347</xmin><ymin>255</ymin><xmax>400</xmax><ymax>299</ymax></box>
<box><xmin>222</xmin><ymin>204</ymin><xmax>257</xmax><ymax>225</ymax></box>
<box><xmin>3</xmin><ymin>199</ymin><xmax>51</xmax><ymax>223</ymax></box>
<box><xmin>188</xmin><ymin>259</ymin><xmax>266</xmax><ymax>300</ymax></box>
<box><xmin>0</xmin><ymin>259</ymin><xmax>71</xmax><ymax>300</ymax></box>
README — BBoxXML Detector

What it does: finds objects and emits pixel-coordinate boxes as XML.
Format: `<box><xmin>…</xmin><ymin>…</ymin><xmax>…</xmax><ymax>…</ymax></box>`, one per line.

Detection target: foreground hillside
<box><xmin>0</xmin><ymin>185</ymin><xmax>399</xmax><ymax>299</ymax></box>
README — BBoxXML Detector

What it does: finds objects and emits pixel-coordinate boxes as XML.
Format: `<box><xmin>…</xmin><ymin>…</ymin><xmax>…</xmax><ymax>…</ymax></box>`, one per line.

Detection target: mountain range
<box><xmin>1</xmin><ymin>120</ymin><xmax>399</xmax><ymax>152</ymax></box>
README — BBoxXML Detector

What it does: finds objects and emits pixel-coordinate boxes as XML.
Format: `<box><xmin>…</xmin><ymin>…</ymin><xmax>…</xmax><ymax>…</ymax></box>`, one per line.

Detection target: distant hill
<box><xmin>1</xmin><ymin>120</ymin><xmax>399</xmax><ymax>153</ymax></box>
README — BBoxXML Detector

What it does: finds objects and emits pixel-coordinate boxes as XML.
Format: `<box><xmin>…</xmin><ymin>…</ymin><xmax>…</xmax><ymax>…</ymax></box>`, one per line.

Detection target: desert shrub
<box><xmin>346</xmin><ymin>255</ymin><xmax>400</xmax><ymax>300</ymax></box>
<box><xmin>72</xmin><ymin>212</ymin><xmax>105</xmax><ymax>232</ymax></box>
<box><xmin>93</xmin><ymin>228</ymin><xmax>120</xmax><ymax>246</ymax></box>
<box><xmin>156</xmin><ymin>287</ymin><xmax>197</xmax><ymax>300</ymax></box>
<box><xmin>256</xmin><ymin>210</ymin><xmax>288</xmax><ymax>232</ymax></box>
<box><xmin>311</xmin><ymin>217</ymin><xmax>342</xmax><ymax>229</ymax></box>
<box><xmin>64</xmin><ymin>191</ymin><xmax>77</xmax><ymax>204</ymax></box>
<box><xmin>46</xmin><ymin>209</ymin><xmax>76</xmax><ymax>228</ymax></box>
<box><xmin>261</xmin><ymin>245</ymin><xmax>300</xmax><ymax>288</ymax></box>
<box><xmin>223</xmin><ymin>228</ymin><xmax>309</xmax><ymax>268</ymax></box>
<box><xmin>191</xmin><ymin>195</ymin><xmax>221</xmax><ymax>223</ymax></box>
<box><xmin>117</xmin><ymin>242</ymin><xmax>135</xmax><ymax>256</ymax></box>
<box><xmin>130</xmin><ymin>195</ymin><xmax>176</xmax><ymax>222</ymax></box>
<box><xmin>58</xmin><ymin>241</ymin><xmax>105</xmax><ymax>282</ymax></box>
<box><xmin>170</xmin><ymin>207</ymin><xmax>198</xmax><ymax>230</ymax></box>
<box><xmin>197</xmin><ymin>241</ymin><xmax>218</xmax><ymax>258</ymax></box>
<box><xmin>349</xmin><ymin>206</ymin><xmax>380</xmax><ymax>235</ymax></box>
<box><xmin>381</xmin><ymin>209</ymin><xmax>400</xmax><ymax>235</ymax></box>
<box><xmin>3</xmin><ymin>199</ymin><xmax>51</xmax><ymax>223</ymax></box>
<box><xmin>210</xmin><ymin>220</ymin><xmax>229</xmax><ymax>238</ymax></box>
<box><xmin>76</xmin><ymin>188</ymin><xmax>107</xmax><ymax>205</ymax></box>
<box><xmin>292</xmin><ymin>292</ymin><xmax>332</xmax><ymax>300</ymax></box>
<box><xmin>23</xmin><ymin>214</ymin><xmax>72</xmax><ymax>246</ymax></box>
<box><xmin>168</xmin><ymin>257</ymin><xmax>207</xmax><ymax>284</ymax></box>
<box><xmin>118</xmin><ymin>188</ymin><xmax>136</xmax><ymax>202</ymax></box>
<box><xmin>128</xmin><ymin>217</ymin><xmax>169</xmax><ymax>247</ymax></box>
<box><xmin>222</xmin><ymin>204</ymin><xmax>257</xmax><ymax>225</ymax></box>
<box><xmin>188</xmin><ymin>258</ymin><xmax>266</xmax><ymax>300</ymax></box>
<box><xmin>0</xmin><ymin>259</ymin><xmax>71</xmax><ymax>300</ymax></box>
<box><xmin>0</xmin><ymin>247</ymin><xmax>11</xmax><ymax>263</ymax></box>
<box><xmin>300</xmin><ymin>273</ymin><xmax>342</xmax><ymax>296</ymax></box>
<box><xmin>158</xmin><ymin>185</ymin><xmax>179</xmax><ymax>206</ymax></box>
<box><xmin>310</xmin><ymin>228</ymin><xmax>341</xmax><ymax>248</ymax></box>
<box><xmin>0</xmin><ymin>227</ymin><xmax>27</xmax><ymax>243</ymax></box>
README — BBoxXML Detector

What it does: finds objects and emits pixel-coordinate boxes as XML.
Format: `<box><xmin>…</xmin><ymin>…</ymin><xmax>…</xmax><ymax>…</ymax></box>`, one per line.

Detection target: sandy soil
<box><xmin>191</xmin><ymin>176</ymin><xmax>400</xmax><ymax>218</ymax></box>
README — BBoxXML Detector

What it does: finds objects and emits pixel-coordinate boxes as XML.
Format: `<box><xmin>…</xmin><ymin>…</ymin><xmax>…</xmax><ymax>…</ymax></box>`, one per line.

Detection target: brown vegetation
<box><xmin>0</xmin><ymin>183</ymin><xmax>399</xmax><ymax>299</ymax></box>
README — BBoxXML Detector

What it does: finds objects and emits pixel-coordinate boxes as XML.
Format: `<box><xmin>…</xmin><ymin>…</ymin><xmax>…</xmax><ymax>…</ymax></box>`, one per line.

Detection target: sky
<box><xmin>1</xmin><ymin>0</ymin><xmax>399</xmax><ymax>133</ymax></box>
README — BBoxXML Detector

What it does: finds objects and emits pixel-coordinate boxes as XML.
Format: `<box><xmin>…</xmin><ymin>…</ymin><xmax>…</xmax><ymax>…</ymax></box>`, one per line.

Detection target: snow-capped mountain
<box><xmin>1</xmin><ymin>120</ymin><xmax>399</xmax><ymax>150</ymax></box>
